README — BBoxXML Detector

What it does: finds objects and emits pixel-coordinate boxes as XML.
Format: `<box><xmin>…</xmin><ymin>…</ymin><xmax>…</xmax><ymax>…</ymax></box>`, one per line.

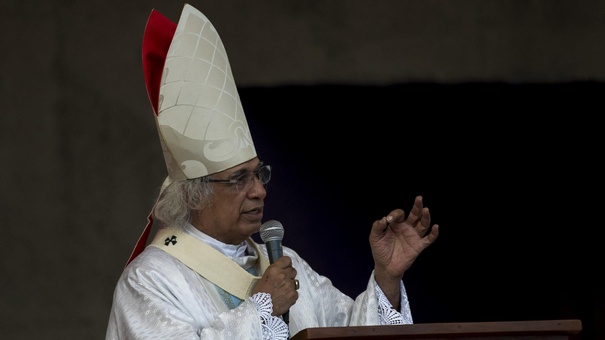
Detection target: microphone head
<box><xmin>260</xmin><ymin>220</ymin><xmax>284</xmax><ymax>243</ymax></box>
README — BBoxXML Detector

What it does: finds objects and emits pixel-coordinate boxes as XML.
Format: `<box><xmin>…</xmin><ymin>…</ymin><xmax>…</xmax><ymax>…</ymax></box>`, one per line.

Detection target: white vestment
<box><xmin>106</xmin><ymin>226</ymin><xmax>414</xmax><ymax>339</ymax></box>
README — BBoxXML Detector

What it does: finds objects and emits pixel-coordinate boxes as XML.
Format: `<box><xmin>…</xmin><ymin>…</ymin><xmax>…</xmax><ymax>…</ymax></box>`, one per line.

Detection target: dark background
<box><xmin>1</xmin><ymin>1</ymin><xmax>603</xmax><ymax>339</ymax></box>
<box><xmin>243</xmin><ymin>83</ymin><xmax>602</xmax><ymax>339</ymax></box>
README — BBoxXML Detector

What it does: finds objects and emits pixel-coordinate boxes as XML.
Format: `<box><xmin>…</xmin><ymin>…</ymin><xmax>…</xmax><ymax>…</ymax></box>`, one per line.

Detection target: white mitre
<box><xmin>145</xmin><ymin>4</ymin><xmax>256</xmax><ymax>184</ymax></box>
<box><xmin>128</xmin><ymin>4</ymin><xmax>257</xmax><ymax>264</ymax></box>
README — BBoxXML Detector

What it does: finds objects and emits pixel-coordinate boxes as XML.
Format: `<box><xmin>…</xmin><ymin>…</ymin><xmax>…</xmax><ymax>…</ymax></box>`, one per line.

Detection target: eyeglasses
<box><xmin>206</xmin><ymin>165</ymin><xmax>272</xmax><ymax>192</ymax></box>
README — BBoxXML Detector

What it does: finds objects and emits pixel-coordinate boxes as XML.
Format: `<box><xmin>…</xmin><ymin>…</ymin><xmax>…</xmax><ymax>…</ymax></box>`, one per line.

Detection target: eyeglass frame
<box><xmin>205</xmin><ymin>164</ymin><xmax>272</xmax><ymax>192</ymax></box>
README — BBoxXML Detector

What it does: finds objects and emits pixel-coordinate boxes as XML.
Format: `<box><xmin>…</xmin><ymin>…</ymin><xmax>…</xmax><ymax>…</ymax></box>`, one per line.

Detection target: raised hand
<box><xmin>369</xmin><ymin>195</ymin><xmax>439</xmax><ymax>307</ymax></box>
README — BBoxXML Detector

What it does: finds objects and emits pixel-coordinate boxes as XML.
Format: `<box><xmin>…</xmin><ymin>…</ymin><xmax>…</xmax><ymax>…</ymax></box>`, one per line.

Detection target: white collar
<box><xmin>184</xmin><ymin>223</ymin><xmax>251</xmax><ymax>260</ymax></box>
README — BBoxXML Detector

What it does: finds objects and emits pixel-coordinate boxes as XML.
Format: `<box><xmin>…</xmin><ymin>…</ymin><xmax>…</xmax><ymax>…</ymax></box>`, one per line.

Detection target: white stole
<box><xmin>149</xmin><ymin>227</ymin><xmax>270</xmax><ymax>300</ymax></box>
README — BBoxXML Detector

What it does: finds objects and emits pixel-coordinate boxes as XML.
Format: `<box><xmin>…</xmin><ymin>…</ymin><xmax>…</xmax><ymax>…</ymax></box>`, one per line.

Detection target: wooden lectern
<box><xmin>290</xmin><ymin>319</ymin><xmax>582</xmax><ymax>340</ymax></box>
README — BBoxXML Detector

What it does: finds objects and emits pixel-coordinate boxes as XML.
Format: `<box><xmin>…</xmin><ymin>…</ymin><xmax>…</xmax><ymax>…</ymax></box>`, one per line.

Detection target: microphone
<box><xmin>260</xmin><ymin>220</ymin><xmax>284</xmax><ymax>263</ymax></box>
<box><xmin>259</xmin><ymin>220</ymin><xmax>288</xmax><ymax>324</ymax></box>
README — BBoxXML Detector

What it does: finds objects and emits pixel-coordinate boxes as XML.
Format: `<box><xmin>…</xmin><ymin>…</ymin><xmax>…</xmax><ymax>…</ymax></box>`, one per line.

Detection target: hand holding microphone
<box><xmin>257</xmin><ymin>220</ymin><xmax>298</xmax><ymax>323</ymax></box>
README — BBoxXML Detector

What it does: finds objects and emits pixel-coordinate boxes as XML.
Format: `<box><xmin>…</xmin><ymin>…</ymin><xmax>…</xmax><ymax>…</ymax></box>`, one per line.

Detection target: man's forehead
<box><xmin>224</xmin><ymin>159</ymin><xmax>262</xmax><ymax>175</ymax></box>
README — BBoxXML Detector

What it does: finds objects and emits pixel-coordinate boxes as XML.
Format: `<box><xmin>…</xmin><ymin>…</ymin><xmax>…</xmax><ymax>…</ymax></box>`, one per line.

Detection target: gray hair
<box><xmin>152</xmin><ymin>177</ymin><xmax>214</xmax><ymax>229</ymax></box>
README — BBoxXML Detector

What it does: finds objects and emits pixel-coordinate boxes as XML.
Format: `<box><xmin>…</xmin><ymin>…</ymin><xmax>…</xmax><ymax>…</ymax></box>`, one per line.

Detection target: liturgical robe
<box><xmin>106</xmin><ymin>224</ymin><xmax>414</xmax><ymax>339</ymax></box>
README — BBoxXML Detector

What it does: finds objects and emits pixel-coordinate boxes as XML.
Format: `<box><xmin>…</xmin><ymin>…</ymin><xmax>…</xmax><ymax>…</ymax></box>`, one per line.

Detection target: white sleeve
<box><xmin>106</xmin><ymin>249</ymin><xmax>269</xmax><ymax>340</ymax></box>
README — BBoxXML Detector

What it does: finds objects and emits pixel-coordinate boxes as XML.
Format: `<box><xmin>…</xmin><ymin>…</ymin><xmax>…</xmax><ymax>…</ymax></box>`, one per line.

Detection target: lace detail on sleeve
<box><xmin>375</xmin><ymin>283</ymin><xmax>405</xmax><ymax>325</ymax></box>
<box><xmin>249</xmin><ymin>292</ymin><xmax>289</xmax><ymax>340</ymax></box>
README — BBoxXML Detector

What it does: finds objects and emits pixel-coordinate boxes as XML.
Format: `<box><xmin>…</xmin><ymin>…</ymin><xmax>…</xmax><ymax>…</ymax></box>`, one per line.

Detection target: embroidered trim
<box><xmin>249</xmin><ymin>293</ymin><xmax>289</xmax><ymax>340</ymax></box>
<box><xmin>164</xmin><ymin>235</ymin><xmax>177</xmax><ymax>245</ymax></box>
<box><xmin>375</xmin><ymin>283</ymin><xmax>405</xmax><ymax>325</ymax></box>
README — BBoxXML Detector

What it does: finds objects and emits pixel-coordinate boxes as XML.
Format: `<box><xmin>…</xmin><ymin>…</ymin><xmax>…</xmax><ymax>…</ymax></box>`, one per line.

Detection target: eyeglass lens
<box><xmin>236</xmin><ymin>166</ymin><xmax>271</xmax><ymax>191</ymax></box>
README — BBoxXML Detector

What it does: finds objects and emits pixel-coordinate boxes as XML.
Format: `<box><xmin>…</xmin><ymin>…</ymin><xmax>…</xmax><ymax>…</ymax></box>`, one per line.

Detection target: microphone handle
<box><xmin>266</xmin><ymin>240</ymin><xmax>283</xmax><ymax>263</ymax></box>
<box><xmin>265</xmin><ymin>240</ymin><xmax>288</xmax><ymax>324</ymax></box>
<box><xmin>283</xmin><ymin>310</ymin><xmax>289</xmax><ymax>324</ymax></box>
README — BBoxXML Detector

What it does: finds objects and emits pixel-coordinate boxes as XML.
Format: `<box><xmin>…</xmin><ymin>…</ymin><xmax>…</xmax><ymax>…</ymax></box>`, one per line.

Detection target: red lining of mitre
<box><xmin>126</xmin><ymin>9</ymin><xmax>177</xmax><ymax>266</ymax></box>
<box><xmin>142</xmin><ymin>9</ymin><xmax>177</xmax><ymax>115</ymax></box>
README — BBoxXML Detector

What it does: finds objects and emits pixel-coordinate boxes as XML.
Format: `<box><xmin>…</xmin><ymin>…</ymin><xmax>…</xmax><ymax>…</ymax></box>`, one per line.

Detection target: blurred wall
<box><xmin>0</xmin><ymin>1</ymin><xmax>603</xmax><ymax>339</ymax></box>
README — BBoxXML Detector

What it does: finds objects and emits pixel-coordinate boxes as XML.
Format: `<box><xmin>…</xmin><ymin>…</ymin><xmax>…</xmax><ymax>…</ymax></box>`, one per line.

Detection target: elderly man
<box><xmin>106</xmin><ymin>4</ymin><xmax>439</xmax><ymax>339</ymax></box>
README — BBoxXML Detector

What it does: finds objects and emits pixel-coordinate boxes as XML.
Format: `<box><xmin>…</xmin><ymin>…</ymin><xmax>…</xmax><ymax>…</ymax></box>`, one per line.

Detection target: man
<box><xmin>106</xmin><ymin>4</ymin><xmax>439</xmax><ymax>339</ymax></box>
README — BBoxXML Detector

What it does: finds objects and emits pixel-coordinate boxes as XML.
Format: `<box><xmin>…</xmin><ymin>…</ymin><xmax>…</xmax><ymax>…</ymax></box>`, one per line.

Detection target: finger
<box><xmin>426</xmin><ymin>224</ymin><xmax>439</xmax><ymax>243</ymax></box>
<box><xmin>371</xmin><ymin>208</ymin><xmax>403</xmax><ymax>236</ymax></box>
<box><xmin>278</xmin><ymin>277</ymin><xmax>298</xmax><ymax>298</ymax></box>
<box><xmin>274</xmin><ymin>256</ymin><xmax>292</xmax><ymax>269</ymax></box>
<box><xmin>415</xmin><ymin>207</ymin><xmax>431</xmax><ymax>235</ymax></box>
<box><xmin>286</xmin><ymin>266</ymin><xmax>298</xmax><ymax>281</ymax></box>
<box><xmin>405</xmin><ymin>196</ymin><xmax>424</xmax><ymax>225</ymax></box>
<box><xmin>371</xmin><ymin>216</ymin><xmax>390</xmax><ymax>235</ymax></box>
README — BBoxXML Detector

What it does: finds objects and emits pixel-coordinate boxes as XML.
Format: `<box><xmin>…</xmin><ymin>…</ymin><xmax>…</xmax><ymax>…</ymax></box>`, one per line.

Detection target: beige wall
<box><xmin>1</xmin><ymin>1</ymin><xmax>603</xmax><ymax>338</ymax></box>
